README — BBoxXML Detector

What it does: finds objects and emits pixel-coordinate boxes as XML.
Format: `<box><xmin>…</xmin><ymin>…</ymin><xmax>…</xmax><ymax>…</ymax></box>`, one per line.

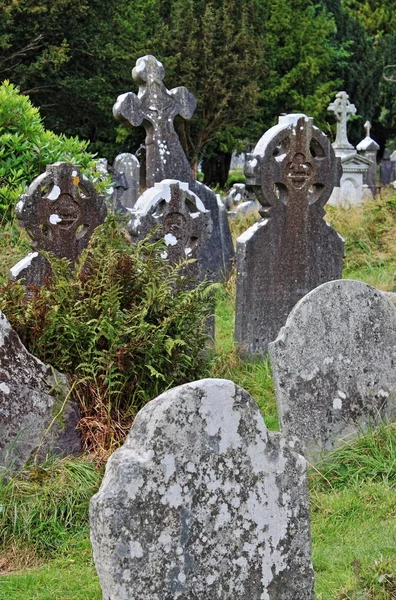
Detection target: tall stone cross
<box><xmin>327</xmin><ymin>91</ymin><xmax>357</xmax><ymax>152</ymax></box>
<box><xmin>113</xmin><ymin>55</ymin><xmax>197</xmax><ymax>188</ymax></box>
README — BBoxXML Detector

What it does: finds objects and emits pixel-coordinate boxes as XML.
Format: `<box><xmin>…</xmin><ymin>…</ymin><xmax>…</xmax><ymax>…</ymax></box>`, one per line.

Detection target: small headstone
<box><xmin>235</xmin><ymin>114</ymin><xmax>343</xmax><ymax>358</ymax></box>
<box><xmin>11</xmin><ymin>162</ymin><xmax>107</xmax><ymax>286</ymax></box>
<box><xmin>223</xmin><ymin>183</ymin><xmax>255</xmax><ymax>210</ymax></box>
<box><xmin>113</xmin><ymin>153</ymin><xmax>140</xmax><ymax>209</ymax></box>
<box><xmin>128</xmin><ymin>180</ymin><xmax>212</xmax><ymax>283</ymax></box>
<box><xmin>269</xmin><ymin>279</ymin><xmax>396</xmax><ymax>461</ymax></box>
<box><xmin>356</xmin><ymin>121</ymin><xmax>380</xmax><ymax>194</ymax></box>
<box><xmin>113</xmin><ymin>55</ymin><xmax>234</xmax><ymax>280</ymax></box>
<box><xmin>0</xmin><ymin>310</ymin><xmax>81</xmax><ymax>473</ymax></box>
<box><xmin>90</xmin><ymin>378</ymin><xmax>314</xmax><ymax>599</ymax></box>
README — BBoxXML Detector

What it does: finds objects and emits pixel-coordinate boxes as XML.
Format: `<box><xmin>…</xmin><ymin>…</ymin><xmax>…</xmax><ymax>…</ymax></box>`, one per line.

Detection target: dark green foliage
<box><xmin>0</xmin><ymin>217</ymin><xmax>214</xmax><ymax>453</ymax></box>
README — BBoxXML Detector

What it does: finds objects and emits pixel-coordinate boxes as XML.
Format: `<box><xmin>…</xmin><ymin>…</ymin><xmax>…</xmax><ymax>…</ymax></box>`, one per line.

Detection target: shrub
<box><xmin>0</xmin><ymin>81</ymin><xmax>102</xmax><ymax>224</ymax></box>
<box><xmin>0</xmin><ymin>217</ymin><xmax>215</xmax><ymax>457</ymax></box>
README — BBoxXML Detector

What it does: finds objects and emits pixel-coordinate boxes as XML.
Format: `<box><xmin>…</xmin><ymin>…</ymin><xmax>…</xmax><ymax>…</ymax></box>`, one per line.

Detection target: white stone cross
<box><xmin>327</xmin><ymin>91</ymin><xmax>357</xmax><ymax>150</ymax></box>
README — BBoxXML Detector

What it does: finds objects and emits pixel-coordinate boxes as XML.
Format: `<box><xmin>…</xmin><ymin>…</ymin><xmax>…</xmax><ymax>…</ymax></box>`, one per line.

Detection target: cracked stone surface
<box><xmin>269</xmin><ymin>279</ymin><xmax>396</xmax><ymax>461</ymax></box>
<box><xmin>90</xmin><ymin>378</ymin><xmax>314</xmax><ymax>600</ymax></box>
<box><xmin>0</xmin><ymin>310</ymin><xmax>81</xmax><ymax>473</ymax></box>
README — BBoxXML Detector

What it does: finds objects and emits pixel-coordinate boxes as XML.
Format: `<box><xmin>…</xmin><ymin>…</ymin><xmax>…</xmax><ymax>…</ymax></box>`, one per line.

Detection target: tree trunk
<box><xmin>202</xmin><ymin>152</ymin><xmax>232</xmax><ymax>188</ymax></box>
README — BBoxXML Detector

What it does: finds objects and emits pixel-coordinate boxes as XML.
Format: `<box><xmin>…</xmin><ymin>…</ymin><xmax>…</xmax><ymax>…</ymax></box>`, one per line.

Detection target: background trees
<box><xmin>1</xmin><ymin>0</ymin><xmax>394</xmax><ymax>183</ymax></box>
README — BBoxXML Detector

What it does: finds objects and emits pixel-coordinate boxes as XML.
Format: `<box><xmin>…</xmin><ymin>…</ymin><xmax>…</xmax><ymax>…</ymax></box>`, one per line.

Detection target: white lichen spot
<box><xmin>0</xmin><ymin>382</ymin><xmax>10</xmax><ymax>394</ymax></box>
<box><xmin>49</xmin><ymin>213</ymin><xmax>62</xmax><ymax>225</ymax></box>
<box><xmin>161</xmin><ymin>483</ymin><xmax>183</xmax><ymax>508</ymax></box>
<box><xmin>129</xmin><ymin>540</ymin><xmax>143</xmax><ymax>558</ymax></box>
<box><xmin>72</xmin><ymin>170</ymin><xmax>78</xmax><ymax>177</ymax></box>
<box><xmin>206</xmin><ymin>574</ymin><xmax>216</xmax><ymax>585</ymax></box>
<box><xmin>164</xmin><ymin>233</ymin><xmax>177</xmax><ymax>246</ymax></box>
<box><xmin>186</xmin><ymin>461</ymin><xmax>196</xmax><ymax>473</ymax></box>
<box><xmin>160</xmin><ymin>251</ymin><xmax>168</xmax><ymax>259</ymax></box>
<box><xmin>337</xmin><ymin>390</ymin><xmax>346</xmax><ymax>400</ymax></box>
<box><xmin>184</xmin><ymin>247</ymin><xmax>192</xmax><ymax>256</ymax></box>
<box><xmin>178</xmin><ymin>572</ymin><xmax>186</xmax><ymax>584</ymax></box>
<box><xmin>162</xmin><ymin>454</ymin><xmax>176</xmax><ymax>482</ymax></box>
<box><xmin>47</xmin><ymin>185</ymin><xmax>61</xmax><ymax>200</ymax></box>
<box><xmin>333</xmin><ymin>397</ymin><xmax>342</xmax><ymax>410</ymax></box>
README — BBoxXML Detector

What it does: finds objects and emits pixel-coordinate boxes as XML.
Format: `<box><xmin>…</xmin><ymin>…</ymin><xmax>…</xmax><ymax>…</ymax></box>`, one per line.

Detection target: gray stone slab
<box><xmin>12</xmin><ymin>162</ymin><xmax>107</xmax><ymax>286</ymax></box>
<box><xmin>0</xmin><ymin>310</ymin><xmax>81</xmax><ymax>473</ymax></box>
<box><xmin>90</xmin><ymin>378</ymin><xmax>314</xmax><ymax>600</ymax></box>
<box><xmin>269</xmin><ymin>279</ymin><xmax>396</xmax><ymax>461</ymax></box>
<box><xmin>113</xmin><ymin>153</ymin><xmax>140</xmax><ymax>209</ymax></box>
<box><xmin>235</xmin><ymin>114</ymin><xmax>344</xmax><ymax>358</ymax></box>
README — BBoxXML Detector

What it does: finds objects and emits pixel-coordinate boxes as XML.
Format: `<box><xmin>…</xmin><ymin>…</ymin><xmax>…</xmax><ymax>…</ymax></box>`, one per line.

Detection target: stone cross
<box><xmin>11</xmin><ymin>162</ymin><xmax>107</xmax><ymax>286</ymax></box>
<box><xmin>235</xmin><ymin>114</ymin><xmax>344</xmax><ymax>358</ymax></box>
<box><xmin>128</xmin><ymin>180</ymin><xmax>212</xmax><ymax>284</ymax></box>
<box><xmin>327</xmin><ymin>91</ymin><xmax>357</xmax><ymax>151</ymax></box>
<box><xmin>113</xmin><ymin>55</ymin><xmax>196</xmax><ymax>187</ymax></box>
<box><xmin>90</xmin><ymin>379</ymin><xmax>315</xmax><ymax>599</ymax></box>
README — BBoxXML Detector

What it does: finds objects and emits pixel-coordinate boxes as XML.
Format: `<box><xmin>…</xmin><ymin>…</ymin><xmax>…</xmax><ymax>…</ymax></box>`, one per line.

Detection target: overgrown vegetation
<box><xmin>0</xmin><ymin>217</ymin><xmax>215</xmax><ymax>457</ymax></box>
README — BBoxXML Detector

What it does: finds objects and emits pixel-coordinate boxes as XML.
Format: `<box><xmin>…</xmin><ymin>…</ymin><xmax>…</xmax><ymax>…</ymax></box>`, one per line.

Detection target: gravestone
<box><xmin>90</xmin><ymin>378</ymin><xmax>314</xmax><ymax>600</ymax></box>
<box><xmin>128</xmin><ymin>180</ymin><xmax>212</xmax><ymax>283</ymax></box>
<box><xmin>356</xmin><ymin>121</ymin><xmax>380</xmax><ymax>194</ymax></box>
<box><xmin>327</xmin><ymin>91</ymin><xmax>372</xmax><ymax>206</ymax></box>
<box><xmin>113</xmin><ymin>55</ymin><xmax>234</xmax><ymax>280</ymax></box>
<box><xmin>269</xmin><ymin>279</ymin><xmax>396</xmax><ymax>461</ymax></box>
<box><xmin>0</xmin><ymin>310</ymin><xmax>81</xmax><ymax>473</ymax></box>
<box><xmin>235</xmin><ymin>114</ymin><xmax>344</xmax><ymax>358</ymax></box>
<box><xmin>11</xmin><ymin>162</ymin><xmax>107</xmax><ymax>286</ymax></box>
<box><xmin>113</xmin><ymin>153</ymin><xmax>140</xmax><ymax>209</ymax></box>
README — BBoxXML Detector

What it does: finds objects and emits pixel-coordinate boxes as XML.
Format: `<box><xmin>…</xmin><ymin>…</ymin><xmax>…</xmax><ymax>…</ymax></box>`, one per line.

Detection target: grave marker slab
<box><xmin>90</xmin><ymin>378</ymin><xmax>314</xmax><ymax>599</ymax></box>
<box><xmin>11</xmin><ymin>162</ymin><xmax>107</xmax><ymax>286</ymax></box>
<box><xmin>113</xmin><ymin>153</ymin><xmax>140</xmax><ymax>209</ymax></box>
<box><xmin>269</xmin><ymin>279</ymin><xmax>396</xmax><ymax>461</ymax></box>
<box><xmin>235</xmin><ymin>114</ymin><xmax>343</xmax><ymax>358</ymax></box>
<box><xmin>0</xmin><ymin>310</ymin><xmax>81</xmax><ymax>473</ymax></box>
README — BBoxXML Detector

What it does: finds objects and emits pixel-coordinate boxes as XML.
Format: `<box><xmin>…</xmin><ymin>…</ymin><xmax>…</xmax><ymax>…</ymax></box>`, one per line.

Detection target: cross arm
<box><xmin>113</xmin><ymin>92</ymin><xmax>144</xmax><ymax>127</ymax></box>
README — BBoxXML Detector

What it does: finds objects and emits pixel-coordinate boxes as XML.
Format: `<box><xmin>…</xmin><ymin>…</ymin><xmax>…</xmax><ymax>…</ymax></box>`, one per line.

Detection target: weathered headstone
<box><xmin>90</xmin><ymin>378</ymin><xmax>314</xmax><ymax>599</ymax></box>
<box><xmin>113</xmin><ymin>153</ymin><xmax>140</xmax><ymax>209</ymax></box>
<box><xmin>11</xmin><ymin>162</ymin><xmax>107</xmax><ymax>286</ymax></box>
<box><xmin>0</xmin><ymin>310</ymin><xmax>81</xmax><ymax>473</ymax></box>
<box><xmin>269</xmin><ymin>279</ymin><xmax>396</xmax><ymax>461</ymax></box>
<box><xmin>128</xmin><ymin>180</ymin><xmax>212</xmax><ymax>283</ymax></box>
<box><xmin>356</xmin><ymin>121</ymin><xmax>380</xmax><ymax>194</ymax></box>
<box><xmin>327</xmin><ymin>92</ymin><xmax>372</xmax><ymax>206</ymax></box>
<box><xmin>113</xmin><ymin>55</ymin><xmax>234</xmax><ymax>280</ymax></box>
<box><xmin>235</xmin><ymin>113</ymin><xmax>344</xmax><ymax>358</ymax></box>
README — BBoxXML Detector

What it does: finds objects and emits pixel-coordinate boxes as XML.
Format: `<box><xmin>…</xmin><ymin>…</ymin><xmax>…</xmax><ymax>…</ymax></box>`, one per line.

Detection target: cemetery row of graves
<box><xmin>0</xmin><ymin>56</ymin><xmax>395</xmax><ymax>599</ymax></box>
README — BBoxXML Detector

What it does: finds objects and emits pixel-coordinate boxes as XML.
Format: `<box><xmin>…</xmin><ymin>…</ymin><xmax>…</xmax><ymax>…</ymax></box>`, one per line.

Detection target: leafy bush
<box><xmin>0</xmin><ymin>81</ymin><xmax>101</xmax><ymax>224</ymax></box>
<box><xmin>0</xmin><ymin>218</ymin><xmax>215</xmax><ymax>457</ymax></box>
<box><xmin>226</xmin><ymin>169</ymin><xmax>246</xmax><ymax>189</ymax></box>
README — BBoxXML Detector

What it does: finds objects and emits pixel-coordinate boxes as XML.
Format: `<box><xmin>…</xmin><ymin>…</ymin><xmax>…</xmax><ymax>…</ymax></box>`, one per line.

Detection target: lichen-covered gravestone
<box><xmin>128</xmin><ymin>180</ymin><xmax>212</xmax><ymax>283</ymax></box>
<box><xmin>11</xmin><ymin>162</ymin><xmax>107</xmax><ymax>286</ymax></box>
<box><xmin>235</xmin><ymin>113</ymin><xmax>344</xmax><ymax>358</ymax></box>
<box><xmin>113</xmin><ymin>153</ymin><xmax>140</xmax><ymax>210</ymax></box>
<box><xmin>90</xmin><ymin>378</ymin><xmax>314</xmax><ymax>600</ymax></box>
<box><xmin>113</xmin><ymin>55</ymin><xmax>234</xmax><ymax>280</ymax></box>
<box><xmin>0</xmin><ymin>311</ymin><xmax>81</xmax><ymax>473</ymax></box>
<box><xmin>269</xmin><ymin>279</ymin><xmax>396</xmax><ymax>461</ymax></box>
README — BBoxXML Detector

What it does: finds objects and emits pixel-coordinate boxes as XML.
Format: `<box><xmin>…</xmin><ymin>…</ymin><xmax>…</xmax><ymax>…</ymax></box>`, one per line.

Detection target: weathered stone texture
<box><xmin>113</xmin><ymin>55</ymin><xmax>234</xmax><ymax>280</ymax></box>
<box><xmin>235</xmin><ymin>114</ymin><xmax>343</xmax><ymax>358</ymax></box>
<box><xmin>269</xmin><ymin>279</ymin><xmax>396</xmax><ymax>461</ymax></box>
<box><xmin>128</xmin><ymin>180</ymin><xmax>212</xmax><ymax>283</ymax></box>
<box><xmin>113</xmin><ymin>153</ymin><xmax>140</xmax><ymax>209</ymax></box>
<box><xmin>11</xmin><ymin>162</ymin><xmax>107</xmax><ymax>286</ymax></box>
<box><xmin>0</xmin><ymin>311</ymin><xmax>81</xmax><ymax>473</ymax></box>
<box><xmin>90</xmin><ymin>378</ymin><xmax>314</xmax><ymax>600</ymax></box>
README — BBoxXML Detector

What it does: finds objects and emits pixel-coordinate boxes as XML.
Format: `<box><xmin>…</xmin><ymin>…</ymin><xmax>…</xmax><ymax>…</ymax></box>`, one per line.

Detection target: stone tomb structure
<box><xmin>90</xmin><ymin>378</ymin><xmax>314</xmax><ymax>600</ymax></box>
<box><xmin>235</xmin><ymin>113</ymin><xmax>344</xmax><ymax>358</ymax></box>
<box><xmin>269</xmin><ymin>279</ymin><xmax>396</xmax><ymax>461</ymax></box>
<box><xmin>113</xmin><ymin>55</ymin><xmax>234</xmax><ymax>280</ymax></box>
<box><xmin>327</xmin><ymin>91</ymin><xmax>372</xmax><ymax>206</ymax></box>
<box><xmin>128</xmin><ymin>180</ymin><xmax>212</xmax><ymax>283</ymax></box>
<box><xmin>11</xmin><ymin>162</ymin><xmax>107</xmax><ymax>286</ymax></box>
<box><xmin>356</xmin><ymin>121</ymin><xmax>380</xmax><ymax>195</ymax></box>
<box><xmin>0</xmin><ymin>310</ymin><xmax>80</xmax><ymax>473</ymax></box>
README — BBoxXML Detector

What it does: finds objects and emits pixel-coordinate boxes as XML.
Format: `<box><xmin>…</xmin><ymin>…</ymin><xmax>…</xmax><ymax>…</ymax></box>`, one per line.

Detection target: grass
<box><xmin>1</xmin><ymin>191</ymin><xmax>396</xmax><ymax>597</ymax></box>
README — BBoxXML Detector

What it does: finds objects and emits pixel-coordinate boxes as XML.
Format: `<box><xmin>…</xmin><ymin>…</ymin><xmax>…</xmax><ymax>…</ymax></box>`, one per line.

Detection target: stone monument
<box><xmin>0</xmin><ymin>310</ymin><xmax>81</xmax><ymax>473</ymax></box>
<box><xmin>327</xmin><ymin>91</ymin><xmax>372</xmax><ymax>206</ymax></box>
<box><xmin>112</xmin><ymin>152</ymin><xmax>140</xmax><ymax>210</ymax></box>
<box><xmin>11</xmin><ymin>162</ymin><xmax>107</xmax><ymax>286</ymax></box>
<box><xmin>356</xmin><ymin>121</ymin><xmax>380</xmax><ymax>195</ymax></box>
<box><xmin>235</xmin><ymin>113</ymin><xmax>344</xmax><ymax>358</ymax></box>
<box><xmin>90</xmin><ymin>378</ymin><xmax>314</xmax><ymax>599</ymax></box>
<box><xmin>113</xmin><ymin>55</ymin><xmax>234</xmax><ymax>280</ymax></box>
<box><xmin>128</xmin><ymin>180</ymin><xmax>212</xmax><ymax>283</ymax></box>
<box><xmin>269</xmin><ymin>279</ymin><xmax>396</xmax><ymax>461</ymax></box>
